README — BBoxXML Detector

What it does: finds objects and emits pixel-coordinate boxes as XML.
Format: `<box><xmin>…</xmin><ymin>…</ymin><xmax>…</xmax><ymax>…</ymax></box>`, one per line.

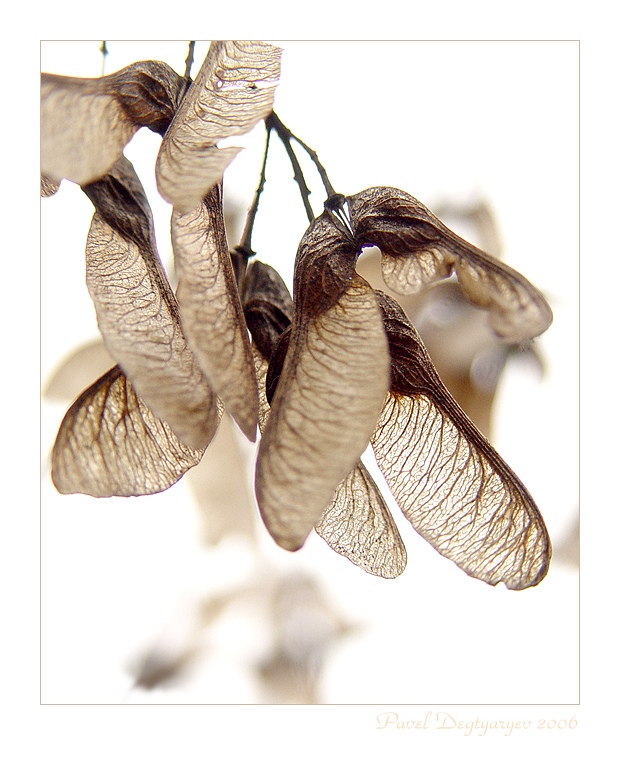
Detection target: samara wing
<box><xmin>371</xmin><ymin>291</ymin><xmax>551</xmax><ymax>589</ymax></box>
<box><xmin>349</xmin><ymin>187</ymin><xmax>552</xmax><ymax>344</ymax></box>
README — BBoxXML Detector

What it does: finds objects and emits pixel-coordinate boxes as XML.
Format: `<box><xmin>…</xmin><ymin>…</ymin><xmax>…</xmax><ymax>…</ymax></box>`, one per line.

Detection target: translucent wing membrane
<box><xmin>52</xmin><ymin>366</ymin><xmax>206</xmax><ymax>497</ymax></box>
<box><xmin>255</xmin><ymin>214</ymin><xmax>390</xmax><ymax>551</ymax></box>
<box><xmin>44</xmin><ymin>340</ymin><xmax>115</xmax><ymax>403</ymax></box>
<box><xmin>245</xmin><ymin>266</ymin><xmax>405</xmax><ymax>577</ymax></box>
<box><xmin>84</xmin><ymin>157</ymin><xmax>219</xmax><ymax>451</ymax></box>
<box><xmin>252</xmin><ymin>344</ymin><xmax>272</xmax><ymax>433</ymax></box>
<box><xmin>41</xmin><ymin>73</ymin><xmax>137</xmax><ymax>186</ymax></box>
<box><xmin>184</xmin><ymin>412</ymin><xmax>257</xmax><ymax>545</ymax></box>
<box><xmin>43</xmin><ymin>39</ymin><xmax>551</xmax><ymax>592</ymax></box>
<box><xmin>41</xmin><ymin>61</ymin><xmax>187</xmax><ymax>186</ymax></box>
<box><xmin>172</xmin><ymin>184</ymin><xmax>259</xmax><ymax>441</ymax></box>
<box><xmin>315</xmin><ymin>463</ymin><xmax>407</xmax><ymax>579</ymax></box>
<box><xmin>371</xmin><ymin>292</ymin><xmax>551</xmax><ymax>589</ymax></box>
<box><xmin>244</xmin><ymin>261</ymin><xmax>404</xmax><ymax>577</ymax></box>
<box><xmin>349</xmin><ymin>187</ymin><xmax>552</xmax><ymax>344</ymax></box>
<box><xmin>40</xmin><ymin>175</ymin><xmax>60</xmax><ymax>197</ymax></box>
<box><xmin>156</xmin><ymin>41</ymin><xmax>282</xmax><ymax>212</ymax></box>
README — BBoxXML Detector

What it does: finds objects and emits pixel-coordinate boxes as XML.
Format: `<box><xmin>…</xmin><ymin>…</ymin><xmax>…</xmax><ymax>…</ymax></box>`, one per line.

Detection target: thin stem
<box><xmin>231</xmin><ymin>122</ymin><xmax>274</xmax><ymax>285</ymax></box>
<box><xmin>267</xmin><ymin>111</ymin><xmax>341</xmax><ymax>203</ymax></box>
<box><xmin>232</xmin><ymin>110</ymin><xmax>350</xmax><ymax>283</ymax></box>
<box><xmin>236</xmin><ymin>123</ymin><xmax>272</xmax><ymax>260</ymax></box>
<box><xmin>265</xmin><ymin>112</ymin><xmax>315</xmax><ymax>223</ymax></box>
<box><xmin>290</xmin><ymin>133</ymin><xmax>338</xmax><ymax>200</ymax></box>
<box><xmin>99</xmin><ymin>41</ymin><xmax>108</xmax><ymax>76</ymax></box>
<box><xmin>184</xmin><ymin>41</ymin><xmax>196</xmax><ymax>80</ymax></box>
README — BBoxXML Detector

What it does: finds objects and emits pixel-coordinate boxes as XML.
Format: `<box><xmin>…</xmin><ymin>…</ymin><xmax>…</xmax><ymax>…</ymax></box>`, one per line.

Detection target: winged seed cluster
<box><xmin>42</xmin><ymin>41</ymin><xmax>553</xmax><ymax>591</ymax></box>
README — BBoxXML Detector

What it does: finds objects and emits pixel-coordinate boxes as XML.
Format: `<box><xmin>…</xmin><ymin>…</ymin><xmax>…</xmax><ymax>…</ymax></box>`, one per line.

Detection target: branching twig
<box><xmin>184</xmin><ymin>41</ymin><xmax>196</xmax><ymax>80</ymax></box>
<box><xmin>266</xmin><ymin>111</ymin><xmax>348</xmax><ymax>228</ymax></box>
<box><xmin>234</xmin><ymin>122</ymin><xmax>273</xmax><ymax>271</ymax></box>
<box><xmin>231</xmin><ymin>110</ymin><xmax>348</xmax><ymax>281</ymax></box>
<box><xmin>289</xmin><ymin>130</ymin><xmax>338</xmax><ymax>201</ymax></box>
<box><xmin>266</xmin><ymin>112</ymin><xmax>315</xmax><ymax>223</ymax></box>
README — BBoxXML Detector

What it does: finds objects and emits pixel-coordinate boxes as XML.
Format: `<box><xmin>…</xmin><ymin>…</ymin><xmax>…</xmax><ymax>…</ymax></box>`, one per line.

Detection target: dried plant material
<box><xmin>411</xmin><ymin>279</ymin><xmax>543</xmax><ymax>438</ymax></box>
<box><xmin>172</xmin><ymin>184</ymin><xmax>259</xmax><ymax>441</ymax></box>
<box><xmin>349</xmin><ymin>187</ymin><xmax>552</xmax><ymax>344</ymax></box>
<box><xmin>255</xmin><ymin>334</ymin><xmax>403</xmax><ymax>578</ymax></box>
<box><xmin>41</xmin><ymin>73</ymin><xmax>136</xmax><ymax>186</ymax></box>
<box><xmin>40</xmin><ymin>175</ymin><xmax>60</xmax><ymax>197</ymax></box>
<box><xmin>52</xmin><ymin>366</ymin><xmax>205</xmax><ymax>497</ymax></box>
<box><xmin>127</xmin><ymin>593</ymin><xmax>231</xmax><ymax>691</ymax></box>
<box><xmin>185</xmin><ymin>414</ymin><xmax>257</xmax><ymax>545</ymax></box>
<box><xmin>241</xmin><ymin>260</ymin><xmax>295</xmax><ymax>430</ymax></box>
<box><xmin>242</xmin><ymin>260</ymin><xmax>295</xmax><ymax>362</ymax></box>
<box><xmin>252</xmin><ymin>344</ymin><xmax>272</xmax><ymax>433</ymax></box>
<box><xmin>244</xmin><ymin>262</ymin><xmax>404</xmax><ymax>577</ymax></box>
<box><xmin>156</xmin><ymin>41</ymin><xmax>282</xmax><ymax>212</ymax></box>
<box><xmin>258</xmin><ymin>573</ymin><xmax>356</xmax><ymax>704</ymax></box>
<box><xmin>84</xmin><ymin>156</ymin><xmax>219</xmax><ymax>451</ymax></box>
<box><xmin>255</xmin><ymin>213</ymin><xmax>391</xmax><ymax>551</ymax></box>
<box><xmin>371</xmin><ymin>292</ymin><xmax>551</xmax><ymax>589</ymax></box>
<box><xmin>356</xmin><ymin>201</ymin><xmax>546</xmax><ymax>439</ymax></box>
<box><xmin>130</xmin><ymin>646</ymin><xmax>200</xmax><ymax>690</ymax></box>
<box><xmin>315</xmin><ymin>463</ymin><xmax>407</xmax><ymax>579</ymax></box>
<box><xmin>41</xmin><ymin>61</ymin><xmax>187</xmax><ymax>186</ymax></box>
<box><xmin>433</xmin><ymin>200</ymin><xmax>504</xmax><ymax>259</ymax></box>
<box><xmin>127</xmin><ymin>570</ymin><xmax>353</xmax><ymax>703</ymax></box>
<box><xmin>359</xmin><ymin>249</ymin><xmax>499</xmax><ymax>437</ymax></box>
<box><xmin>43</xmin><ymin>339</ymin><xmax>116</xmax><ymax>402</ymax></box>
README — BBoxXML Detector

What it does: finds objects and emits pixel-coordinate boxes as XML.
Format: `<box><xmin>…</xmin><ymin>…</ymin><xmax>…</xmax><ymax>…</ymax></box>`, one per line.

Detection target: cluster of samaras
<box><xmin>42</xmin><ymin>41</ymin><xmax>553</xmax><ymax>589</ymax></box>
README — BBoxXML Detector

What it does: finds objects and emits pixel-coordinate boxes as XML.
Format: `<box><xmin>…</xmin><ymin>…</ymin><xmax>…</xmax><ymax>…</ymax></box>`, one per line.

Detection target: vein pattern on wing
<box><xmin>371</xmin><ymin>292</ymin><xmax>551</xmax><ymax>589</ymax></box>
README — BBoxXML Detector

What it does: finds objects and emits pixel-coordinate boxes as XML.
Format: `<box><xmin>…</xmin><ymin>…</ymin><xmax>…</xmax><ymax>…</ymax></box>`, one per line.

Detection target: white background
<box><xmin>40</xmin><ymin>40</ymin><xmax>579</xmax><ymax>706</ymax></box>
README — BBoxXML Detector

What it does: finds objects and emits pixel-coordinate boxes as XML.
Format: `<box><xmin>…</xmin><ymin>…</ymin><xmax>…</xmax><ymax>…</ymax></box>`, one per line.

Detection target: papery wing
<box><xmin>245</xmin><ymin>263</ymin><xmax>403</xmax><ymax>578</ymax></box>
<box><xmin>316</xmin><ymin>462</ymin><xmax>407</xmax><ymax>579</ymax></box>
<box><xmin>172</xmin><ymin>185</ymin><xmax>258</xmax><ymax>441</ymax></box>
<box><xmin>185</xmin><ymin>412</ymin><xmax>258</xmax><ymax>545</ymax></box>
<box><xmin>156</xmin><ymin>40</ymin><xmax>281</xmax><ymax>212</ymax></box>
<box><xmin>44</xmin><ymin>339</ymin><xmax>115</xmax><ymax>402</ymax></box>
<box><xmin>255</xmin><ymin>274</ymin><xmax>390</xmax><ymax>551</ymax></box>
<box><xmin>371</xmin><ymin>292</ymin><xmax>551</xmax><ymax>589</ymax></box>
<box><xmin>41</xmin><ymin>175</ymin><xmax>60</xmax><ymax>197</ymax></box>
<box><xmin>41</xmin><ymin>62</ymin><xmax>187</xmax><ymax>186</ymax></box>
<box><xmin>450</xmin><ymin>244</ymin><xmax>553</xmax><ymax>344</ymax></box>
<box><xmin>349</xmin><ymin>187</ymin><xmax>552</xmax><ymax>344</ymax></box>
<box><xmin>41</xmin><ymin>72</ymin><xmax>138</xmax><ymax>186</ymax></box>
<box><xmin>51</xmin><ymin>366</ymin><xmax>206</xmax><ymax>497</ymax></box>
<box><xmin>84</xmin><ymin>157</ymin><xmax>218</xmax><ymax>450</ymax></box>
<box><xmin>253</xmin><ymin>341</ymin><xmax>404</xmax><ymax>579</ymax></box>
<box><xmin>251</xmin><ymin>344</ymin><xmax>272</xmax><ymax>433</ymax></box>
